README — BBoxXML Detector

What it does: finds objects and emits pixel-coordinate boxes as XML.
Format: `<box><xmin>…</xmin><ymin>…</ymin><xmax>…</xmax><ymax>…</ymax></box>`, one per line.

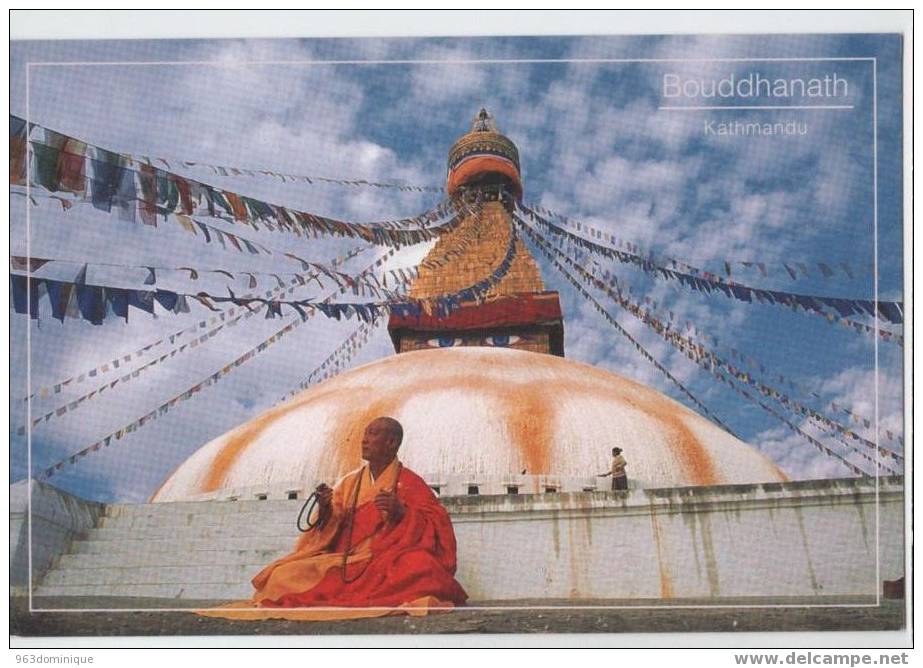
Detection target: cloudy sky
<box><xmin>9</xmin><ymin>33</ymin><xmax>904</xmax><ymax>501</ymax></box>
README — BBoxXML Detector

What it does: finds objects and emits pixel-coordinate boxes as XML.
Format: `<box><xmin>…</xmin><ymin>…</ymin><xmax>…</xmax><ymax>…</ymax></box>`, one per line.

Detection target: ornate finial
<box><xmin>471</xmin><ymin>107</ymin><xmax>497</xmax><ymax>133</ymax></box>
<box><xmin>448</xmin><ymin>108</ymin><xmax>522</xmax><ymax>199</ymax></box>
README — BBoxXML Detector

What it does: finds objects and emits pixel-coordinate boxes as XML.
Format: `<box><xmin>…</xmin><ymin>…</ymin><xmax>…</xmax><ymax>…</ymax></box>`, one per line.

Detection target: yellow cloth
<box><xmin>196</xmin><ymin>595</ymin><xmax>451</xmax><ymax>622</ymax></box>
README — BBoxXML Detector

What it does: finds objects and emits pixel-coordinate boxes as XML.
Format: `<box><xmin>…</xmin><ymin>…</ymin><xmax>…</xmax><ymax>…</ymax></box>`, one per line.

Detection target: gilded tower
<box><xmin>387</xmin><ymin>109</ymin><xmax>565</xmax><ymax>356</ymax></box>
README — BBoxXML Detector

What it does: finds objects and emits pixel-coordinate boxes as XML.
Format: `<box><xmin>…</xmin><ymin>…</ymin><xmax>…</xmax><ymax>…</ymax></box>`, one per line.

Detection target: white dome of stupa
<box><xmin>152</xmin><ymin>347</ymin><xmax>786</xmax><ymax>502</ymax></box>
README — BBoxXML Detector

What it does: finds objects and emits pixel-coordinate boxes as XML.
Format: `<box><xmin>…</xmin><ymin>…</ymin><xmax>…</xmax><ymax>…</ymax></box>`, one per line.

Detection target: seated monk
<box><xmin>199</xmin><ymin>416</ymin><xmax>467</xmax><ymax>621</ymax></box>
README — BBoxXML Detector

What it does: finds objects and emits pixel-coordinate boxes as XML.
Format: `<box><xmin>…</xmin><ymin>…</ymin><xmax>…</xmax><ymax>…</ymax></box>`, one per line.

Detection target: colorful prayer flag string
<box><xmin>158</xmin><ymin>155</ymin><xmax>443</xmax><ymax>194</ymax></box>
<box><xmin>527</xmin><ymin>202</ymin><xmax>869</xmax><ymax>283</ymax></box>
<box><xmin>13</xmin><ymin>116</ymin><xmax>460</xmax><ymax>247</ymax></box>
<box><xmin>12</xmin><ymin>201</ymin><xmax>514</xmax><ymax>326</ymax></box>
<box><xmin>518</xmin><ymin>203</ymin><xmax>903</xmax><ymax>326</ymax></box>
<box><xmin>278</xmin><ymin>319</ymin><xmax>383</xmax><ymax>404</ymax></box>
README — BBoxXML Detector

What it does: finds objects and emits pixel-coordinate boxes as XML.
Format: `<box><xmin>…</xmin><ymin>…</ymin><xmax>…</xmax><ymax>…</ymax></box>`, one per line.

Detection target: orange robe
<box><xmin>199</xmin><ymin>459</ymin><xmax>467</xmax><ymax>621</ymax></box>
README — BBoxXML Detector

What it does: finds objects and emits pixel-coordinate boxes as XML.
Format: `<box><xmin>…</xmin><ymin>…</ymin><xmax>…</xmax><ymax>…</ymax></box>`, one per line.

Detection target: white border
<box><xmin>7</xmin><ymin>9</ymin><xmax>916</xmax><ymax>41</ymax></box>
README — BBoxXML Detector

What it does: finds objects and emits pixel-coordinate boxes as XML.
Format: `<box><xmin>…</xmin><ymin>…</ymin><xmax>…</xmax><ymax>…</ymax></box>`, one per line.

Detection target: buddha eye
<box><xmin>484</xmin><ymin>335</ymin><xmax>520</xmax><ymax>347</ymax></box>
<box><xmin>427</xmin><ymin>336</ymin><xmax>463</xmax><ymax>348</ymax></box>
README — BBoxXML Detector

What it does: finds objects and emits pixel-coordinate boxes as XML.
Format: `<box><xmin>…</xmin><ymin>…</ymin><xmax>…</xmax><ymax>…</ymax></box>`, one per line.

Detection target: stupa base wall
<box><xmin>447</xmin><ymin>477</ymin><xmax>903</xmax><ymax>600</ymax></box>
<box><xmin>12</xmin><ymin>477</ymin><xmax>903</xmax><ymax>602</ymax></box>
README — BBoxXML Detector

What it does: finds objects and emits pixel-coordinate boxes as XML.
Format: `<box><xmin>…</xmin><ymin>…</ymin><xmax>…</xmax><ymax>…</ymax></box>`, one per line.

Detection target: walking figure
<box><xmin>599</xmin><ymin>447</ymin><xmax>628</xmax><ymax>491</ymax></box>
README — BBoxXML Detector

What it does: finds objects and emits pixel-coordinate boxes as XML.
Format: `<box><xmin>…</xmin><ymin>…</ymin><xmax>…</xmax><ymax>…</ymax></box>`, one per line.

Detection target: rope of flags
<box><xmin>527</xmin><ymin>202</ymin><xmax>868</xmax><ymax>282</ymax></box>
<box><xmin>207</xmin><ymin>216</ymin><xmax>520</xmax><ymax>321</ymax></box>
<box><xmin>153</xmin><ymin>155</ymin><xmax>443</xmax><ymax>194</ymax></box>
<box><xmin>805</xmin><ymin>415</ymin><xmax>900</xmax><ymax>476</ymax></box>
<box><xmin>10</xmin><ymin>247</ymin><xmax>426</xmax><ymax>325</ymax></box>
<box><xmin>10</xmin><ymin>253</ymin><xmax>424</xmax><ymax>303</ymax></box>
<box><xmin>20</xmin><ymin>319</ymin><xmax>234</xmax><ymax>435</ymax></box>
<box><xmin>10</xmin><ymin>186</ymin><xmax>277</xmax><ymax>259</ymax></box>
<box><xmin>15</xmin><ymin>246</ymin><xmax>369</xmax><ymax>405</ymax></box>
<box><xmin>740</xmin><ymin>385</ymin><xmax>873</xmax><ymax>477</ymax></box>
<box><xmin>15</xmin><ymin>248</ymin><xmax>389</xmax><ymax>432</ymax></box>
<box><xmin>521</xmin><ymin>219</ymin><xmax>903</xmax><ymax>470</ymax></box>
<box><xmin>38</xmin><ymin>247</ymin><xmax>399</xmax><ymax>480</ymax></box>
<box><xmin>518</xmin><ymin>203</ymin><xmax>903</xmax><ymax>327</ymax></box>
<box><xmin>279</xmin><ymin>320</ymin><xmax>382</xmax><ymax>404</ymax></box>
<box><xmin>551</xmin><ymin>234</ymin><xmax>902</xmax><ymax>347</ymax></box>
<box><xmin>544</xmin><ymin>239</ymin><xmax>895</xmax><ymax>476</ymax></box>
<box><xmin>553</xmin><ymin>244</ymin><xmax>903</xmax><ymax>448</ymax></box>
<box><xmin>13</xmin><ymin>177</ymin><xmax>457</xmax><ymax>254</ymax></box>
<box><xmin>12</xmin><ymin>200</ymin><xmax>513</xmax><ymax>327</ymax></box>
<box><xmin>12</xmin><ymin>115</ymin><xmax>458</xmax><ymax>247</ymax></box>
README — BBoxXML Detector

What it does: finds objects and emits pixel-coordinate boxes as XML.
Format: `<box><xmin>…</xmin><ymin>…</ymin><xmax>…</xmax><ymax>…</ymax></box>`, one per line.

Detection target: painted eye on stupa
<box><xmin>484</xmin><ymin>335</ymin><xmax>521</xmax><ymax>347</ymax></box>
<box><xmin>427</xmin><ymin>336</ymin><xmax>463</xmax><ymax>348</ymax></box>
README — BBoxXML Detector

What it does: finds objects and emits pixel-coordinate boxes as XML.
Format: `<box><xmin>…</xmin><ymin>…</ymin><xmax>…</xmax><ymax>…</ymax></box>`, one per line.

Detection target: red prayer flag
<box><xmin>10</xmin><ymin>135</ymin><xmax>27</xmax><ymax>185</ymax></box>
<box><xmin>171</xmin><ymin>174</ymin><xmax>194</xmax><ymax>214</ymax></box>
<box><xmin>139</xmin><ymin>163</ymin><xmax>158</xmax><ymax>226</ymax></box>
<box><xmin>224</xmin><ymin>192</ymin><xmax>248</xmax><ymax>221</ymax></box>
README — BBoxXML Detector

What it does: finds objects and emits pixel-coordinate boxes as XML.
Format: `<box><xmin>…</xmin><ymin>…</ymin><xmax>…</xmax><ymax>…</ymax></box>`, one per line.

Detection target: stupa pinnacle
<box><xmin>387</xmin><ymin>109</ymin><xmax>565</xmax><ymax>356</ymax></box>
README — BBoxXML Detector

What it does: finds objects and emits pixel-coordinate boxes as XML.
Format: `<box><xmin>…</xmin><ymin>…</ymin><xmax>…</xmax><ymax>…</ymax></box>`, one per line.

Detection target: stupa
<box><xmin>152</xmin><ymin>109</ymin><xmax>786</xmax><ymax>503</ymax></box>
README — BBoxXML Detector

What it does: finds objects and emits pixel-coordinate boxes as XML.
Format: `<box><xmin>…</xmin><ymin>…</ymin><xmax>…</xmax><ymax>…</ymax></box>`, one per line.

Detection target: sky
<box><xmin>9</xmin><ymin>33</ymin><xmax>905</xmax><ymax>502</ymax></box>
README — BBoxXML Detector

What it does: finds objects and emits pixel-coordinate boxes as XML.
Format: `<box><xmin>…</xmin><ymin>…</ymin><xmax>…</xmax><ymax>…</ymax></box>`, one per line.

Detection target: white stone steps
<box><xmin>104</xmin><ymin>500</ymin><xmax>300</xmax><ymax>519</ymax></box>
<box><xmin>98</xmin><ymin>511</ymin><xmax>301</xmax><ymax>531</ymax></box>
<box><xmin>33</xmin><ymin>582</ymin><xmax>253</xmax><ymax>600</ymax></box>
<box><xmin>57</xmin><ymin>548</ymin><xmax>287</xmax><ymax>570</ymax></box>
<box><xmin>82</xmin><ymin>524</ymin><xmax>298</xmax><ymax>541</ymax></box>
<box><xmin>41</xmin><ymin>562</ymin><xmax>269</xmax><ymax>587</ymax></box>
<box><xmin>71</xmin><ymin>534</ymin><xmax>297</xmax><ymax>554</ymax></box>
<box><xmin>98</xmin><ymin>508</ymin><xmax>300</xmax><ymax>529</ymax></box>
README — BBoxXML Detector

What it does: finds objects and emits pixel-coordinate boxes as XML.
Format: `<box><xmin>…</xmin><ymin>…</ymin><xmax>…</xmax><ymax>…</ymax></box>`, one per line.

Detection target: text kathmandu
<box><xmin>663</xmin><ymin>72</ymin><xmax>848</xmax><ymax>100</ymax></box>
<box><xmin>704</xmin><ymin>120</ymin><xmax>808</xmax><ymax>137</ymax></box>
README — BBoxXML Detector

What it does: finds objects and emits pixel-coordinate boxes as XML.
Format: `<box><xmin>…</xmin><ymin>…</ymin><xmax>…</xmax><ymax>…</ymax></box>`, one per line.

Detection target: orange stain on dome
<box><xmin>500</xmin><ymin>383</ymin><xmax>553</xmax><ymax>474</ymax></box>
<box><xmin>494</xmin><ymin>351</ymin><xmax>719</xmax><ymax>484</ymax></box>
<box><xmin>199</xmin><ymin>382</ymin><xmax>378</xmax><ymax>493</ymax></box>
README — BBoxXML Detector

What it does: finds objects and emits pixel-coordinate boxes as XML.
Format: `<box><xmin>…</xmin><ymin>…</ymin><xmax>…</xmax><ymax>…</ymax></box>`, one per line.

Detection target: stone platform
<box><xmin>10</xmin><ymin>596</ymin><xmax>906</xmax><ymax>638</ymax></box>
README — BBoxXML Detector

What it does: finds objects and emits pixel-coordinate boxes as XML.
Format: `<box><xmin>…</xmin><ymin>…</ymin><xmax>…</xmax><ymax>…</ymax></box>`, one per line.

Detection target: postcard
<box><xmin>8</xmin><ymin>11</ymin><xmax>911</xmax><ymax>650</ymax></box>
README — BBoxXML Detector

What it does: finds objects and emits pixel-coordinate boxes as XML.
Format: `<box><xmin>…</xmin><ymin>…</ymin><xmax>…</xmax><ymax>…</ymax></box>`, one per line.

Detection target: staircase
<box><xmin>34</xmin><ymin>498</ymin><xmax>304</xmax><ymax>601</ymax></box>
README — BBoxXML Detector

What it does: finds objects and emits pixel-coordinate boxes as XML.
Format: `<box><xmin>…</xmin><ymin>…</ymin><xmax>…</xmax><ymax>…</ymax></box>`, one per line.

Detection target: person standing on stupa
<box><xmin>599</xmin><ymin>447</ymin><xmax>628</xmax><ymax>491</ymax></box>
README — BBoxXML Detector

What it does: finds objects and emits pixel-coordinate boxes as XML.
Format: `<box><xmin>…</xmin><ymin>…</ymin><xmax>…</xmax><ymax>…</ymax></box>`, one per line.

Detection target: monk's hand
<box><xmin>315</xmin><ymin>483</ymin><xmax>333</xmax><ymax>512</ymax></box>
<box><xmin>374</xmin><ymin>491</ymin><xmax>405</xmax><ymax>523</ymax></box>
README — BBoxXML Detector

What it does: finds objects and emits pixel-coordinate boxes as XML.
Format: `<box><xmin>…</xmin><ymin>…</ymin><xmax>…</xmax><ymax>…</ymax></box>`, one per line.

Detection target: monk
<box><xmin>200</xmin><ymin>417</ymin><xmax>467</xmax><ymax>621</ymax></box>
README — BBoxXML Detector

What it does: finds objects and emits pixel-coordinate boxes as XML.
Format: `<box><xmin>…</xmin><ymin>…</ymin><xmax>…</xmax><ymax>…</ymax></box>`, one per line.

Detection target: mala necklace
<box><xmin>296</xmin><ymin>484</ymin><xmax>332</xmax><ymax>533</ymax></box>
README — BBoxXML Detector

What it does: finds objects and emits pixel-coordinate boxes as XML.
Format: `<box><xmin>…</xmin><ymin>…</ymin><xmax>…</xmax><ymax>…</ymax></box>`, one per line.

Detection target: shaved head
<box><xmin>362</xmin><ymin>417</ymin><xmax>404</xmax><ymax>470</ymax></box>
<box><xmin>374</xmin><ymin>416</ymin><xmax>404</xmax><ymax>447</ymax></box>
